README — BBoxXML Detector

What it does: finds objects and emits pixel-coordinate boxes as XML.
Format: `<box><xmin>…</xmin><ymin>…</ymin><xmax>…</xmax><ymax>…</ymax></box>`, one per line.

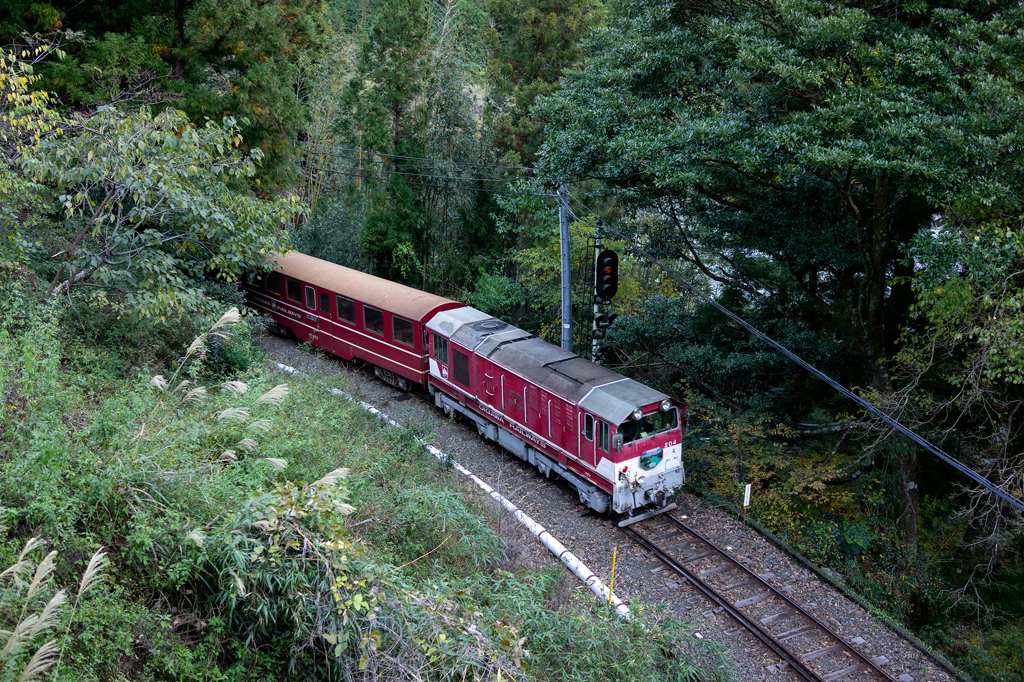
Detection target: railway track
<box><xmin>623</xmin><ymin>513</ymin><xmax>899</xmax><ymax>682</ymax></box>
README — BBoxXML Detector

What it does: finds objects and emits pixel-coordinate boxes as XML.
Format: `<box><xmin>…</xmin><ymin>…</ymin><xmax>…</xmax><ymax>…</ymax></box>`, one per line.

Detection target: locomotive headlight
<box><xmin>632</xmin><ymin>407</ymin><xmax>643</xmax><ymax>420</ymax></box>
<box><xmin>637</xmin><ymin>476</ymin><xmax>647</xmax><ymax>486</ymax></box>
<box><xmin>660</xmin><ymin>399</ymin><xmax>671</xmax><ymax>411</ymax></box>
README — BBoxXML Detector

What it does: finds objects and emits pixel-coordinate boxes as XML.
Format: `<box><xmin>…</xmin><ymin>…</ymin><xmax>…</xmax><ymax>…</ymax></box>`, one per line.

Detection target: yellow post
<box><xmin>608</xmin><ymin>546</ymin><xmax>618</xmax><ymax>604</ymax></box>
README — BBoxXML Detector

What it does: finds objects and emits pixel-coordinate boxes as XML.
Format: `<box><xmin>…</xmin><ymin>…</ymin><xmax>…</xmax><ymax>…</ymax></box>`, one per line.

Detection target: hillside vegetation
<box><xmin>1</xmin><ymin>0</ymin><xmax>1023</xmax><ymax>678</ymax></box>
<box><xmin>0</xmin><ymin>293</ymin><xmax>729</xmax><ymax>680</ymax></box>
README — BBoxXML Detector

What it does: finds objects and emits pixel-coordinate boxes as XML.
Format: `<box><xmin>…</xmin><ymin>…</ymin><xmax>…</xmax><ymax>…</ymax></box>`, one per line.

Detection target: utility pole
<box><xmin>559</xmin><ymin>182</ymin><xmax>572</xmax><ymax>352</ymax></box>
<box><xmin>592</xmin><ymin>218</ymin><xmax>602</xmax><ymax>359</ymax></box>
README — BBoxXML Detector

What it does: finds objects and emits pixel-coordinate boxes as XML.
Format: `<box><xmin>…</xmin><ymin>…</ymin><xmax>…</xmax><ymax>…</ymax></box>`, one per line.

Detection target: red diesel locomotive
<box><xmin>243</xmin><ymin>251</ymin><xmax>684</xmax><ymax>520</ymax></box>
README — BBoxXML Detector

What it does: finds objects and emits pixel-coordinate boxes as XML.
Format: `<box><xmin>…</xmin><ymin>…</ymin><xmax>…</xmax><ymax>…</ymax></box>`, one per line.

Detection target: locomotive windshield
<box><xmin>618</xmin><ymin>408</ymin><xmax>678</xmax><ymax>445</ymax></box>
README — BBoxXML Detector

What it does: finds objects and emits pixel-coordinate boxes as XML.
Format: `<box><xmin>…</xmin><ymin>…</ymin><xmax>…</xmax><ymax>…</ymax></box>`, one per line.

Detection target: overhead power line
<box><xmin>317</xmin><ymin>167</ymin><xmax>555</xmax><ymax>197</ymax></box>
<box><xmin>304</xmin><ymin>141</ymin><xmax>535</xmax><ymax>173</ymax></box>
<box><xmin>566</xmin><ymin>195</ymin><xmax>1024</xmax><ymax>515</ymax></box>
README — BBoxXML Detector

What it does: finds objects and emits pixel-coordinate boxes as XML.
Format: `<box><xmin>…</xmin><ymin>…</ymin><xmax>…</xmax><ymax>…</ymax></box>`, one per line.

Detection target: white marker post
<box><xmin>743</xmin><ymin>483</ymin><xmax>752</xmax><ymax>524</ymax></box>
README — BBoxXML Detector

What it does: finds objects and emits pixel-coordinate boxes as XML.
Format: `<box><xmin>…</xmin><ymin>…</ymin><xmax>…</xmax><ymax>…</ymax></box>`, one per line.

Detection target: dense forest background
<box><xmin>1</xmin><ymin>0</ymin><xmax>1023</xmax><ymax>679</ymax></box>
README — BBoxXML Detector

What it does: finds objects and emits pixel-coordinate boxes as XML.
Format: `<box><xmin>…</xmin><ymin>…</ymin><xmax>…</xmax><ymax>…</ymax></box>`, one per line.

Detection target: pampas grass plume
<box><xmin>216</xmin><ymin>407</ymin><xmax>250</xmax><ymax>422</ymax></box>
<box><xmin>256</xmin><ymin>384</ymin><xmax>288</xmax><ymax>405</ymax></box>
<box><xmin>16</xmin><ymin>639</ymin><xmax>59</xmax><ymax>682</ymax></box>
<box><xmin>210</xmin><ymin>307</ymin><xmax>240</xmax><ymax>332</ymax></box>
<box><xmin>218</xmin><ymin>380</ymin><xmax>248</xmax><ymax>396</ymax></box>
<box><xmin>77</xmin><ymin>548</ymin><xmax>109</xmax><ymax>597</ymax></box>
<box><xmin>247</xmin><ymin>419</ymin><xmax>272</xmax><ymax>432</ymax></box>
<box><xmin>26</xmin><ymin>551</ymin><xmax>57</xmax><ymax>599</ymax></box>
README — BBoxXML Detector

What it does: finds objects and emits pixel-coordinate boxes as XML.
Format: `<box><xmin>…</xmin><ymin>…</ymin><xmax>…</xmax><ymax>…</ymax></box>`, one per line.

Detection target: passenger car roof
<box><xmin>271</xmin><ymin>251</ymin><xmax>462</xmax><ymax>323</ymax></box>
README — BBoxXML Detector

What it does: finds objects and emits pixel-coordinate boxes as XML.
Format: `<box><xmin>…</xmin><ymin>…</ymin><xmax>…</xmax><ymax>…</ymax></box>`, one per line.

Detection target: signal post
<box><xmin>592</xmin><ymin>220</ymin><xmax>618</xmax><ymax>360</ymax></box>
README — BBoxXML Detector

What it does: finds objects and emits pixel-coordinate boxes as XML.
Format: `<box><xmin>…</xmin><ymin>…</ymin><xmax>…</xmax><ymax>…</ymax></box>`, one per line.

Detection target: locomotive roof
<box><xmin>271</xmin><ymin>251</ymin><xmax>462</xmax><ymax>322</ymax></box>
<box><xmin>429</xmin><ymin>307</ymin><xmax>671</xmax><ymax>425</ymax></box>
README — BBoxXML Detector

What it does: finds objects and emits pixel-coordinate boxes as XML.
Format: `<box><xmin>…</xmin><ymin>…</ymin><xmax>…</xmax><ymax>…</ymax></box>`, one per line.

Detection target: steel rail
<box><xmin>623</xmin><ymin>524</ymin><xmax>825</xmax><ymax>682</ymax></box>
<box><xmin>625</xmin><ymin>515</ymin><xmax>899</xmax><ymax>682</ymax></box>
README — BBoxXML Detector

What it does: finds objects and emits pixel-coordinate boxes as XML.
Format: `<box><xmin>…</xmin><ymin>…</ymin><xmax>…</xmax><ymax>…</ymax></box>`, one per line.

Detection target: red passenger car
<box><xmin>242</xmin><ymin>252</ymin><xmax>462</xmax><ymax>390</ymax></box>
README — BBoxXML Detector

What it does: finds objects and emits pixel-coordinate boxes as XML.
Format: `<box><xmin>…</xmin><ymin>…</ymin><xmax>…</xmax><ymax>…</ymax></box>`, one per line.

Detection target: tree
<box><xmin>341</xmin><ymin>0</ymin><xmax>430</xmax><ymax>280</ymax></box>
<box><xmin>884</xmin><ymin>215</ymin><xmax>1024</xmax><ymax>599</ymax></box>
<box><xmin>484</xmin><ymin>0</ymin><xmax>603</xmax><ymax>166</ymax></box>
<box><xmin>1</xmin><ymin>45</ymin><xmax>65</xmax><ymax>265</ymax></box>
<box><xmin>182</xmin><ymin>0</ymin><xmax>326</xmax><ymax>188</ymax></box>
<box><xmin>10</xmin><ymin>0</ymin><xmax>325</xmax><ymax>189</ymax></box>
<box><xmin>537</xmin><ymin>0</ymin><xmax>1024</xmax><ymax>545</ymax></box>
<box><xmin>22</xmin><ymin>107</ymin><xmax>302</xmax><ymax>319</ymax></box>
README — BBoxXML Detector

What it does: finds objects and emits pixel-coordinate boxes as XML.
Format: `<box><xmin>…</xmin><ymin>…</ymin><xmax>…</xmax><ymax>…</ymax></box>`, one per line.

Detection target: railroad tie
<box><xmin>699</xmin><ymin>565</ymin><xmax>732</xmax><ymax>577</ymax></box>
<box><xmin>721</xmin><ymin>579</ymin><xmax>756</xmax><ymax>591</ymax></box>
<box><xmin>680</xmin><ymin>551</ymin><xmax>717</xmax><ymax>564</ymax></box>
<box><xmin>823</xmin><ymin>663</ymin><xmax>867</xmax><ymax>682</ymax></box>
<box><xmin>734</xmin><ymin>591</ymin><xmax>774</xmax><ymax>607</ymax></box>
<box><xmin>760</xmin><ymin>610</ymin><xmax>795</xmax><ymax>625</ymax></box>
<box><xmin>776</xmin><ymin>624</ymin><xmax>817</xmax><ymax>641</ymax></box>
<box><xmin>801</xmin><ymin>643</ymin><xmax>844</xmax><ymax>661</ymax></box>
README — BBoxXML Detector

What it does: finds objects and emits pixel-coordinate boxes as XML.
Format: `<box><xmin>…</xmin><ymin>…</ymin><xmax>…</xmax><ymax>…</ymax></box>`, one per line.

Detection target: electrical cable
<box><xmin>308</xmin><ymin>153</ymin><xmax>530</xmax><ymax>184</ymax></box>
<box><xmin>304</xmin><ymin>141</ymin><xmax>534</xmax><ymax>172</ymax></box>
<box><xmin>317</xmin><ymin>167</ymin><xmax>556</xmax><ymax>197</ymax></box>
<box><xmin>567</xmin><ymin>194</ymin><xmax>1024</xmax><ymax>515</ymax></box>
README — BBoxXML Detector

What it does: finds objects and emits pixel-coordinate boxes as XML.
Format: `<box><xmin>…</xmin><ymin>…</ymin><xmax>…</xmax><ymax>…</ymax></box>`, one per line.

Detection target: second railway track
<box><xmin>624</xmin><ymin>513</ymin><xmax>898</xmax><ymax>682</ymax></box>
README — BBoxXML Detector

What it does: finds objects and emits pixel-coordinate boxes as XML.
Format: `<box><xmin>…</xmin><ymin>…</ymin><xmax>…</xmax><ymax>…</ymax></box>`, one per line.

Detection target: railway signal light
<box><xmin>592</xmin><ymin>312</ymin><xmax>619</xmax><ymax>339</ymax></box>
<box><xmin>595</xmin><ymin>249</ymin><xmax>618</xmax><ymax>302</ymax></box>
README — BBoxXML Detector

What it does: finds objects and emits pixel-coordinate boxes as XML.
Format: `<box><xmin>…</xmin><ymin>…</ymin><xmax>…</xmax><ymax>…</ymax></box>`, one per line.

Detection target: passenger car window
<box><xmin>286</xmin><ymin>277</ymin><xmax>302</xmax><ymax>302</ymax></box>
<box><xmin>319</xmin><ymin>293</ymin><xmax>330</xmax><ymax>315</ymax></box>
<box><xmin>265</xmin><ymin>272</ymin><xmax>280</xmax><ymax>294</ymax></box>
<box><xmin>364</xmin><ymin>306</ymin><xmax>384</xmax><ymax>335</ymax></box>
<box><xmin>336</xmin><ymin>296</ymin><xmax>355</xmax><ymax>323</ymax></box>
<box><xmin>304</xmin><ymin>286</ymin><xmax>316</xmax><ymax>309</ymax></box>
<box><xmin>393</xmin><ymin>316</ymin><xmax>415</xmax><ymax>347</ymax></box>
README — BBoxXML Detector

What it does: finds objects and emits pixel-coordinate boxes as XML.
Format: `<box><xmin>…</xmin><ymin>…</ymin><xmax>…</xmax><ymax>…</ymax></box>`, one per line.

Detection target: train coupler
<box><xmin>618</xmin><ymin>502</ymin><xmax>677</xmax><ymax>528</ymax></box>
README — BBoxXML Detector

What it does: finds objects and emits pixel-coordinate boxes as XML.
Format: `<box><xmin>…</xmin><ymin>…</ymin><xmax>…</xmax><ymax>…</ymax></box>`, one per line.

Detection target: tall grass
<box><xmin>0</xmin><ymin>539</ymin><xmax>108</xmax><ymax>682</ymax></box>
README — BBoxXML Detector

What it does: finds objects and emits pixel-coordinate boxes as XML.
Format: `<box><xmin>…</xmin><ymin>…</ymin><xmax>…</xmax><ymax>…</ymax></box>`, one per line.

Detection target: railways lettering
<box><xmin>243</xmin><ymin>251</ymin><xmax>685</xmax><ymax>521</ymax></box>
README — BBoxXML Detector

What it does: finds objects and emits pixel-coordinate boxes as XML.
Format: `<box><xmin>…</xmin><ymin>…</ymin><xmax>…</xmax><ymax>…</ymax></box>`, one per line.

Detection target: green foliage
<box><xmin>11</xmin><ymin>0</ymin><xmax>326</xmax><ymax>188</ymax></box>
<box><xmin>476</xmin><ymin>571</ymin><xmax>729</xmax><ymax>682</ymax></box>
<box><xmin>538</xmin><ymin>0</ymin><xmax>1024</xmax><ymax>390</ymax></box>
<box><xmin>181</xmin><ymin>0</ymin><xmax>326</xmax><ymax>189</ymax></box>
<box><xmin>484</xmin><ymin>0</ymin><xmax>604</xmax><ymax>166</ymax></box>
<box><xmin>609</xmin><ymin>293</ymin><xmax>846</xmax><ymax>415</ymax></box>
<box><xmin>21</xmin><ymin>106</ymin><xmax>302</xmax><ymax>319</ymax></box>
<box><xmin>0</xmin><ymin>538</ymin><xmax>110</xmax><ymax>682</ymax></box>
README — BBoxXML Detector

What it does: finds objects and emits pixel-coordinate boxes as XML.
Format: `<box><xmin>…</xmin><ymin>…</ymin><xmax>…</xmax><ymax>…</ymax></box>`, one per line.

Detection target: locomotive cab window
<box><xmin>265</xmin><ymin>272</ymin><xmax>280</xmax><ymax>295</ymax></box>
<box><xmin>452</xmin><ymin>348</ymin><xmax>470</xmax><ymax>387</ymax></box>
<box><xmin>304</xmin><ymin>286</ymin><xmax>316</xmax><ymax>310</ymax></box>
<box><xmin>364</xmin><ymin>306</ymin><xmax>384</xmax><ymax>335</ymax></box>
<box><xmin>319</xmin><ymin>293</ymin><xmax>330</xmax><ymax>315</ymax></box>
<box><xmin>286</xmin><ymin>276</ymin><xmax>302</xmax><ymax>302</ymax></box>
<box><xmin>617</xmin><ymin>409</ymin><xmax>678</xmax><ymax>445</ymax></box>
<box><xmin>597</xmin><ymin>420</ymin><xmax>609</xmax><ymax>451</ymax></box>
<box><xmin>584</xmin><ymin>414</ymin><xmax>594</xmax><ymax>441</ymax></box>
<box><xmin>336</xmin><ymin>296</ymin><xmax>355</xmax><ymax>324</ymax></box>
<box><xmin>433</xmin><ymin>334</ymin><xmax>449</xmax><ymax>364</ymax></box>
<box><xmin>393</xmin><ymin>316</ymin><xmax>415</xmax><ymax>347</ymax></box>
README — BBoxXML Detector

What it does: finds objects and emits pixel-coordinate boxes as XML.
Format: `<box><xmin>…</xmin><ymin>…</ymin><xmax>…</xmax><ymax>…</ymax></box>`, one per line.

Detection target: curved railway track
<box><xmin>623</xmin><ymin>514</ymin><xmax>898</xmax><ymax>682</ymax></box>
<box><xmin>263</xmin><ymin>338</ymin><xmax>948</xmax><ymax>682</ymax></box>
